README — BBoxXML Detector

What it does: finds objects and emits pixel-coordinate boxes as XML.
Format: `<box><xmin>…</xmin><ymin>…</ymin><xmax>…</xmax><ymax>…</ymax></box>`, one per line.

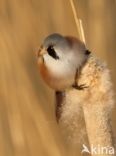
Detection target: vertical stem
<box><xmin>69</xmin><ymin>0</ymin><xmax>82</xmax><ymax>40</ymax></box>
<box><xmin>69</xmin><ymin>0</ymin><xmax>86</xmax><ymax>45</ymax></box>
<box><xmin>79</xmin><ymin>19</ymin><xmax>86</xmax><ymax>45</ymax></box>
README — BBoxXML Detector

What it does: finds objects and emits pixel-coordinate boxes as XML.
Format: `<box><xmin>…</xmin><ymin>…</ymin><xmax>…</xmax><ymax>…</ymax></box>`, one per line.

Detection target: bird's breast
<box><xmin>37</xmin><ymin>56</ymin><xmax>56</xmax><ymax>88</ymax></box>
<box><xmin>37</xmin><ymin>57</ymin><xmax>75</xmax><ymax>90</ymax></box>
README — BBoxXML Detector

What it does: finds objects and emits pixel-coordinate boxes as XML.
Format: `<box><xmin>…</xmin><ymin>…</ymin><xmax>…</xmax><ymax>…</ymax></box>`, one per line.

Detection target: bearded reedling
<box><xmin>36</xmin><ymin>33</ymin><xmax>115</xmax><ymax>156</ymax></box>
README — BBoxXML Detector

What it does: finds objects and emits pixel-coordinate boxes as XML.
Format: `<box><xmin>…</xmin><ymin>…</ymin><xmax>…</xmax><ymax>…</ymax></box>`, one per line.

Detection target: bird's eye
<box><xmin>47</xmin><ymin>45</ymin><xmax>59</xmax><ymax>60</ymax></box>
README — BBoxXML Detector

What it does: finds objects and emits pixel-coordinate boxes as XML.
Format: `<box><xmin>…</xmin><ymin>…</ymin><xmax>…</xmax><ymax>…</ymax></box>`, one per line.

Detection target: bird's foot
<box><xmin>72</xmin><ymin>84</ymin><xmax>88</xmax><ymax>90</ymax></box>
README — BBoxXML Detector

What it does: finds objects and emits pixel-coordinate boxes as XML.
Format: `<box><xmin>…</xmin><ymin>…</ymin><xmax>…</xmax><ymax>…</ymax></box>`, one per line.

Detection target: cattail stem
<box><xmin>82</xmin><ymin>103</ymin><xmax>115</xmax><ymax>156</ymax></box>
<box><xmin>69</xmin><ymin>1</ymin><xmax>115</xmax><ymax>155</ymax></box>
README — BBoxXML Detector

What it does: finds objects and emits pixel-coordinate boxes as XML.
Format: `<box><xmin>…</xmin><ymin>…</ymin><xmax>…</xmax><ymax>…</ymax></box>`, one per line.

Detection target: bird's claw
<box><xmin>72</xmin><ymin>84</ymin><xmax>88</xmax><ymax>90</ymax></box>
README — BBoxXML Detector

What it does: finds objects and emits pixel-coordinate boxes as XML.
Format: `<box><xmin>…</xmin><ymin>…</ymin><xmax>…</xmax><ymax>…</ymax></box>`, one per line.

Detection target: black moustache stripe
<box><xmin>47</xmin><ymin>46</ymin><xmax>59</xmax><ymax>60</ymax></box>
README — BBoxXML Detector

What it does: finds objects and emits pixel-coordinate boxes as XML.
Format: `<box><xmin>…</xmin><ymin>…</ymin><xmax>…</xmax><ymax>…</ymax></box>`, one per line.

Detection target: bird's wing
<box><xmin>55</xmin><ymin>91</ymin><xmax>65</xmax><ymax>122</ymax></box>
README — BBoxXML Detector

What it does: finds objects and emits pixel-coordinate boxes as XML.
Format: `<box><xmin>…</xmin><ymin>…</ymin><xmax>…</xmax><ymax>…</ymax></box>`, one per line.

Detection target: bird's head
<box><xmin>36</xmin><ymin>33</ymin><xmax>90</xmax><ymax>91</ymax></box>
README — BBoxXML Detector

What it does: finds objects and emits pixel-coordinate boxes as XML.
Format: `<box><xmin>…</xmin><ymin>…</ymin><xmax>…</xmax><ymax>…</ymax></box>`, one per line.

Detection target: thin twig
<box><xmin>79</xmin><ymin>19</ymin><xmax>86</xmax><ymax>45</ymax></box>
<box><xmin>69</xmin><ymin>0</ymin><xmax>86</xmax><ymax>45</ymax></box>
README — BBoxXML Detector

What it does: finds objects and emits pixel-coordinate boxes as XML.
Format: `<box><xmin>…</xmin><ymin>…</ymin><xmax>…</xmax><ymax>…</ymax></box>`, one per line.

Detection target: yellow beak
<box><xmin>37</xmin><ymin>45</ymin><xmax>47</xmax><ymax>57</ymax></box>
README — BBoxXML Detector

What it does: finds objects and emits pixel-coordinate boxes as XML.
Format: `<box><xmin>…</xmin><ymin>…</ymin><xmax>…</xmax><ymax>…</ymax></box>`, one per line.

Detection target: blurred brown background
<box><xmin>0</xmin><ymin>0</ymin><xmax>115</xmax><ymax>156</ymax></box>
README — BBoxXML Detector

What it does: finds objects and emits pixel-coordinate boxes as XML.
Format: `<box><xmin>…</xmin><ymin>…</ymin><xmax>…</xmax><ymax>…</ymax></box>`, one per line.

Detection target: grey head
<box><xmin>42</xmin><ymin>33</ymin><xmax>90</xmax><ymax>63</ymax></box>
<box><xmin>42</xmin><ymin>33</ymin><xmax>71</xmax><ymax>60</ymax></box>
<box><xmin>43</xmin><ymin>33</ymin><xmax>69</xmax><ymax>49</ymax></box>
<box><xmin>38</xmin><ymin>33</ymin><xmax>91</xmax><ymax>90</ymax></box>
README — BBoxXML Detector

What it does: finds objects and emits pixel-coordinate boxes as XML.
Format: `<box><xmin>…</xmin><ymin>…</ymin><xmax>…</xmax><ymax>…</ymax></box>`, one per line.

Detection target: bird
<box><xmin>37</xmin><ymin>33</ymin><xmax>91</xmax><ymax>92</ymax></box>
<box><xmin>36</xmin><ymin>33</ymin><xmax>114</xmax><ymax>149</ymax></box>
